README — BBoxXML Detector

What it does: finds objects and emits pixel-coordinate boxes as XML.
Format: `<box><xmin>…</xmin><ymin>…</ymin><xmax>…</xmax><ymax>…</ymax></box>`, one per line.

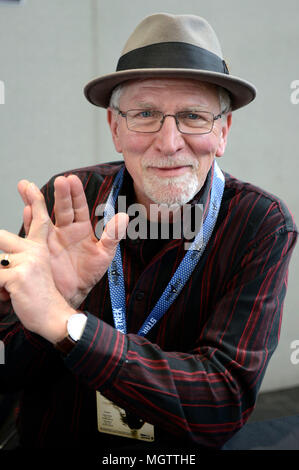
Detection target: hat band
<box><xmin>116</xmin><ymin>42</ymin><xmax>229</xmax><ymax>75</ymax></box>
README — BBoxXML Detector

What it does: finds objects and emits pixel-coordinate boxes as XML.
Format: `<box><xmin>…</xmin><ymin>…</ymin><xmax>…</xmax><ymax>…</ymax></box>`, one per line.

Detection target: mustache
<box><xmin>142</xmin><ymin>156</ymin><xmax>199</xmax><ymax>169</ymax></box>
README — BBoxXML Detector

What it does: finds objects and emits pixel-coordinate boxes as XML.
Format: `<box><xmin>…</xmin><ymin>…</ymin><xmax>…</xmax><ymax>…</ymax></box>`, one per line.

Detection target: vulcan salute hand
<box><xmin>18</xmin><ymin>176</ymin><xmax>128</xmax><ymax>308</ymax></box>
<box><xmin>0</xmin><ymin>178</ymin><xmax>128</xmax><ymax>342</ymax></box>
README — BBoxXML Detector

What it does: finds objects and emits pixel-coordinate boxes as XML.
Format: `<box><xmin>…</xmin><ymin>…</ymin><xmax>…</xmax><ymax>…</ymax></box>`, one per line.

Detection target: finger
<box><xmin>67</xmin><ymin>175</ymin><xmax>90</xmax><ymax>223</ymax></box>
<box><xmin>53</xmin><ymin>175</ymin><xmax>90</xmax><ymax>227</ymax></box>
<box><xmin>98</xmin><ymin>212</ymin><xmax>129</xmax><ymax>254</ymax></box>
<box><xmin>23</xmin><ymin>205</ymin><xmax>32</xmax><ymax>237</ymax></box>
<box><xmin>0</xmin><ymin>261</ymin><xmax>14</xmax><ymax>284</ymax></box>
<box><xmin>26</xmin><ymin>183</ymin><xmax>52</xmax><ymax>243</ymax></box>
<box><xmin>18</xmin><ymin>180</ymin><xmax>33</xmax><ymax>237</ymax></box>
<box><xmin>0</xmin><ymin>251</ymin><xmax>32</xmax><ymax>271</ymax></box>
<box><xmin>0</xmin><ymin>229</ymin><xmax>27</xmax><ymax>253</ymax></box>
<box><xmin>17</xmin><ymin>179</ymin><xmax>31</xmax><ymax>206</ymax></box>
<box><xmin>53</xmin><ymin>176</ymin><xmax>74</xmax><ymax>227</ymax></box>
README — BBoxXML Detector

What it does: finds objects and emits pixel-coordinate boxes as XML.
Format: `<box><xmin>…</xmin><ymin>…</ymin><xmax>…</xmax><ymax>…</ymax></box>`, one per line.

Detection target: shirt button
<box><xmin>135</xmin><ymin>290</ymin><xmax>145</xmax><ymax>301</ymax></box>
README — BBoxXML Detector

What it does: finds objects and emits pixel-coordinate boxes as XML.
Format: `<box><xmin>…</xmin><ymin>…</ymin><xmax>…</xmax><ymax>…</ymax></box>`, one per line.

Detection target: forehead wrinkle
<box><xmin>120</xmin><ymin>80</ymin><xmax>220</xmax><ymax>111</ymax></box>
<box><xmin>121</xmin><ymin>77</ymin><xmax>219</xmax><ymax>96</ymax></box>
<box><xmin>125</xmin><ymin>98</ymin><xmax>211</xmax><ymax>111</ymax></box>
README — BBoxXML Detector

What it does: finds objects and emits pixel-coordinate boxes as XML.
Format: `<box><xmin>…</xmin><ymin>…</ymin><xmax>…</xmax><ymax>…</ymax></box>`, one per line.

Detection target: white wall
<box><xmin>0</xmin><ymin>0</ymin><xmax>100</xmax><ymax>233</ymax></box>
<box><xmin>0</xmin><ymin>0</ymin><xmax>298</xmax><ymax>392</ymax></box>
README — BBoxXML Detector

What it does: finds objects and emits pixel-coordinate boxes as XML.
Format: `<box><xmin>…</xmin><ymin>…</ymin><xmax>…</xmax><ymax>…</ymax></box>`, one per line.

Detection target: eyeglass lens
<box><xmin>125</xmin><ymin>110</ymin><xmax>215</xmax><ymax>134</ymax></box>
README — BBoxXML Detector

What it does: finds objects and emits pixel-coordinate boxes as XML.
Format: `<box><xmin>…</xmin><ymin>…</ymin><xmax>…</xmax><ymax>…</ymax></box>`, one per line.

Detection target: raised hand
<box><xmin>0</xmin><ymin>183</ymin><xmax>75</xmax><ymax>343</ymax></box>
<box><xmin>17</xmin><ymin>176</ymin><xmax>128</xmax><ymax>308</ymax></box>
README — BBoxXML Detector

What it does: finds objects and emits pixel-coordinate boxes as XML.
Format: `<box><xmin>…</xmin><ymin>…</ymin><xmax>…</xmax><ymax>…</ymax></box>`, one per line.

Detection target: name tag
<box><xmin>96</xmin><ymin>391</ymin><xmax>155</xmax><ymax>442</ymax></box>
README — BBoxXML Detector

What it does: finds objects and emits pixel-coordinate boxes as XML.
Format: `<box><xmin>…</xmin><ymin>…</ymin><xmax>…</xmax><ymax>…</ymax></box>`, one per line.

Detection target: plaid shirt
<box><xmin>0</xmin><ymin>161</ymin><xmax>297</xmax><ymax>450</ymax></box>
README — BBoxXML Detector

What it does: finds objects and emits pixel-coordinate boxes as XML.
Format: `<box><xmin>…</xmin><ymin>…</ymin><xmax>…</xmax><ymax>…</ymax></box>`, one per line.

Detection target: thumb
<box><xmin>26</xmin><ymin>183</ymin><xmax>52</xmax><ymax>243</ymax></box>
<box><xmin>98</xmin><ymin>212</ymin><xmax>129</xmax><ymax>253</ymax></box>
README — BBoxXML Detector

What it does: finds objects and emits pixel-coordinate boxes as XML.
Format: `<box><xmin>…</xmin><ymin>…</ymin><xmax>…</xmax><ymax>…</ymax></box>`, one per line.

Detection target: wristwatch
<box><xmin>55</xmin><ymin>312</ymin><xmax>87</xmax><ymax>355</ymax></box>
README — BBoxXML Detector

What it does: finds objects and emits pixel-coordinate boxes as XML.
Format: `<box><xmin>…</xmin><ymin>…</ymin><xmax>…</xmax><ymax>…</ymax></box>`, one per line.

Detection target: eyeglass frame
<box><xmin>113</xmin><ymin>107</ymin><xmax>224</xmax><ymax>135</ymax></box>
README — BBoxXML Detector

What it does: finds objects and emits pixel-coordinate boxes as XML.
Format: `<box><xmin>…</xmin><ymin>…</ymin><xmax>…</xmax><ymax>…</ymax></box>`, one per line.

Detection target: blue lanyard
<box><xmin>104</xmin><ymin>161</ymin><xmax>225</xmax><ymax>336</ymax></box>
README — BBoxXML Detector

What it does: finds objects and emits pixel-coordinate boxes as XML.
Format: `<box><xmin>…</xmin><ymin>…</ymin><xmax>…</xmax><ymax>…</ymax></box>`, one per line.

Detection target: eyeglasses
<box><xmin>115</xmin><ymin>108</ymin><xmax>223</xmax><ymax>135</ymax></box>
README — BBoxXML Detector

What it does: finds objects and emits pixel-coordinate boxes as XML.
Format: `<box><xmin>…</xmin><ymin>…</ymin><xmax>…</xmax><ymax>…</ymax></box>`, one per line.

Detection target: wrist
<box><xmin>46</xmin><ymin>306</ymin><xmax>76</xmax><ymax>344</ymax></box>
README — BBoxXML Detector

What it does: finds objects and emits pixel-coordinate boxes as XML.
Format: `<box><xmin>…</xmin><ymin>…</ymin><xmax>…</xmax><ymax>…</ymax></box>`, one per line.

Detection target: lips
<box><xmin>147</xmin><ymin>165</ymin><xmax>193</xmax><ymax>177</ymax></box>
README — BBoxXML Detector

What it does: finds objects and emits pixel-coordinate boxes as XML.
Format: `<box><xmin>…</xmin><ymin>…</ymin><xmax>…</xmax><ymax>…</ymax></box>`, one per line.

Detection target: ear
<box><xmin>107</xmin><ymin>108</ymin><xmax>123</xmax><ymax>153</ymax></box>
<box><xmin>216</xmin><ymin>112</ymin><xmax>232</xmax><ymax>157</ymax></box>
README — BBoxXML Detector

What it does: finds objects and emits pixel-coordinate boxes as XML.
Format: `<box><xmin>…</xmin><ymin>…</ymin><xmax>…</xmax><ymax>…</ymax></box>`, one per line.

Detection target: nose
<box><xmin>154</xmin><ymin>114</ymin><xmax>185</xmax><ymax>156</ymax></box>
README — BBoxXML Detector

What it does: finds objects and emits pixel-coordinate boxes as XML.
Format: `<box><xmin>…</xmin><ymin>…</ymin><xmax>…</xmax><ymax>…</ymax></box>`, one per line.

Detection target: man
<box><xmin>0</xmin><ymin>13</ymin><xmax>297</xmax><ymax>451</ymax></box>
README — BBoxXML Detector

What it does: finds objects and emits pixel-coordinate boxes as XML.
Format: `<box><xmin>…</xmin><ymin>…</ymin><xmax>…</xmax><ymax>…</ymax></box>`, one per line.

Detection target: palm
<box><xmin>47</xmin><ymin>220</ymin><xmax>102</xmax><ymax>307</ymax></box>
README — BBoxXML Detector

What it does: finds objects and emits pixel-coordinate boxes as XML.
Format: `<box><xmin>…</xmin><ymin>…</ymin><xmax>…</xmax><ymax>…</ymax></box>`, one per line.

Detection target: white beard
<box><xmin>141</xmin><ymin>156</ymin><xmax>202</xmax><ymax>206</ymax></box>
<box><xmin>142</xmin><ymin>171</ymin><xmax>200</xmax><ymax>206</ymax></box>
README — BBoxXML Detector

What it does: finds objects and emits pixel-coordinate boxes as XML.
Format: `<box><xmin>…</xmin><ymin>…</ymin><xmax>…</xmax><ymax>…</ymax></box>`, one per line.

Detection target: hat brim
<box><xmin>84</xmin><ymin>68</ymin><xmax>256</xmax><ymax>111</ymax></box>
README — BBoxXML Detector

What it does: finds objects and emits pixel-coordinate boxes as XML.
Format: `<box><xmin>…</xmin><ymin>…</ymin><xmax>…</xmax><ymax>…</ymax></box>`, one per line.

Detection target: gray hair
<box><xmin>218</xmin><ymin>87</ymin><xmax>231</xmax><ymax>114</ymax></box>
<box><xmin>109</xmin><ymin>81</ymin><xmax>231</xmax><ymax>114</ymax></box>
<box><xmin>109</xmin><ymin>83</ymin><xmax>124</xmax><ymax>109</ymax></box>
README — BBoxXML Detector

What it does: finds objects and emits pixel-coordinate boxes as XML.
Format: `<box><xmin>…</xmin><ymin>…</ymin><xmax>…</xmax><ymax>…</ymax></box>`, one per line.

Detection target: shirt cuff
<box><xmin>63</xmin><ymin>312</ymin><xmax>127</xmax><ymax>391</ymax></box>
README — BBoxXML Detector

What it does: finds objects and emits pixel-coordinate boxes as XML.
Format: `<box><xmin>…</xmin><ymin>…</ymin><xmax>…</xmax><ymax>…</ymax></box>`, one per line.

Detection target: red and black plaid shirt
<box><xmin>0</xmin><ymin>161</ymin><xmax>297</xmax><ymax>450</ymax></box>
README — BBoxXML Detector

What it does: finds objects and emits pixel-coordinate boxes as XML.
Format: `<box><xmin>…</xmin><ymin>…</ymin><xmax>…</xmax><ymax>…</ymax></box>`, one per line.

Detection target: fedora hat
<box><xmin>84</xmin><ymin>13</ymin><xmax>256</xmax><ymax>111</ymax></box>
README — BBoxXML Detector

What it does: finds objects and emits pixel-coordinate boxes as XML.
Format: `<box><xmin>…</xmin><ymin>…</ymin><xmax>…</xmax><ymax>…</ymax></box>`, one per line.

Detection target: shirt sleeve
<box><xmin>63</xmin><ymin>225</ymin><xmax>297</xmax><ymax>448</ymax></box>
<box><xmin>0</xmin><ymin>305</ymin><xmax>55</xmax><ymax>392</ymax></box>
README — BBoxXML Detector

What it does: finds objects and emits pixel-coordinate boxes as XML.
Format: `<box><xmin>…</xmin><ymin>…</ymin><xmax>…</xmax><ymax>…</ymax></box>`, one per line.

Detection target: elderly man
<box><xmin>0</xmin><ymin>13</ymin><xmax>297</xmax><ymax>452</ymax></box>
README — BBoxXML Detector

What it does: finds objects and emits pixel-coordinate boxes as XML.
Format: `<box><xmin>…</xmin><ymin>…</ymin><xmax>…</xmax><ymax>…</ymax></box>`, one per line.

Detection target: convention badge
<box><xmin>96</xmin><ymin>391</ymin><xmax>155</xmax><ymax>442</ymax></box>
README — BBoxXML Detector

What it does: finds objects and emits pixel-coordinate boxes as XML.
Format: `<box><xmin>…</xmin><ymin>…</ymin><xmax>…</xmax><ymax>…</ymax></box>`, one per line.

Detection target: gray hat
<box><xmin>84</xmin><ymin>13</ymin><xmax>256</xmax><ymax>111</ymax></box>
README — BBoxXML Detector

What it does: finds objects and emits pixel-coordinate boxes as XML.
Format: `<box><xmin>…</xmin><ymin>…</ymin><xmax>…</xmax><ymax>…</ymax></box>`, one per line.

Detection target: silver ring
<box><xmin>0</xmin><ymin>254</ymin><xmax>11</xmax><ymax>268</ymax></box>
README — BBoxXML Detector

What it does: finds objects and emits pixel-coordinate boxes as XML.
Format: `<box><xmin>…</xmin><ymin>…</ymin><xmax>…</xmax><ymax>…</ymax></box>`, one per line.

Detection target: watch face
<box><xmin>67</xmin><ymin>313</ymin><xmax>87</xmax><ymax>341</ymax></box>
